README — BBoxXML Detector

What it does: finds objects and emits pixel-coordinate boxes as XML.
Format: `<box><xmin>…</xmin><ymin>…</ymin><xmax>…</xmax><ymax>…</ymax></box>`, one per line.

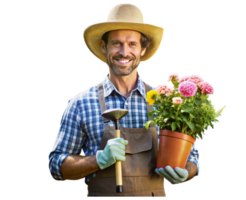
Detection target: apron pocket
<box><xmin>102</xmin><ymin>131</ymin><xmax>152</xmax><ymax>177</ymax></box>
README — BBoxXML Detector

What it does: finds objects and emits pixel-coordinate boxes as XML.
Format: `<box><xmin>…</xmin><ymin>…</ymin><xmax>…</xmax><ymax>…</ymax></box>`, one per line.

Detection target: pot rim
<box><xmin>159</xmin><ymin>129</ymin><xmax>196</xmax><ymax>144</ymax></box>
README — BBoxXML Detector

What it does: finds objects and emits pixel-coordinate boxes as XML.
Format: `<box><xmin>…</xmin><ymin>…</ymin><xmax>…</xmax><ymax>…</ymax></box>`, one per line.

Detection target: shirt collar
<box><xmin>102</xmin><ymin>73</ymin><xmax>146</xmax><ymax>99</ymax></box>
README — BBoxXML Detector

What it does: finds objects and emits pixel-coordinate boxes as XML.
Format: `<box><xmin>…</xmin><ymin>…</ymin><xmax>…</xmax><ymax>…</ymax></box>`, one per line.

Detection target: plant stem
<box><xmin>182</xmin><ymin>123</ymin><xmax>188</xmax><ymax>133</ymax></box>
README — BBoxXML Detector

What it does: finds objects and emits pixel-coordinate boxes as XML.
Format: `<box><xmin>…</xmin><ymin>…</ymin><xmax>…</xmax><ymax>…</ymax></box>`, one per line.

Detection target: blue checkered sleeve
<box><xmin>49</xmin><ymin>98</ymin><xmax>86</xmax><ymax>180</ymax></box>
<box><xmin>187</xmin><ymin>143</ymin><xmax>199</xmax><ymax>175</ymax></box>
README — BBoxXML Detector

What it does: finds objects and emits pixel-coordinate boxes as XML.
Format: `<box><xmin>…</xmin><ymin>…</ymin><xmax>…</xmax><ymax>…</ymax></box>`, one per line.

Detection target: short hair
<box><xmin>102</xmin><ymin>31</ymin><xmax>150</xmax><ymax>51</ymax></box>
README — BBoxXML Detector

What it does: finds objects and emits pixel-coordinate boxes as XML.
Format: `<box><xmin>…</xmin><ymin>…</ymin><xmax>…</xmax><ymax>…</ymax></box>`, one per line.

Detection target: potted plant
<box><xmin>145</xmin><ymin>74</ymin><xmax>225</xmax><ymax>169</ymax></box>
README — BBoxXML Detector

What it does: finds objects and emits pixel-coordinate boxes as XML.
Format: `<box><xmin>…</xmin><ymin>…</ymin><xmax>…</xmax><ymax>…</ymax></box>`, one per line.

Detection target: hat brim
<box><xmin>83</xmin><ymin>22</ymin><xmax>164</xmax><ymax>63</ymax></box>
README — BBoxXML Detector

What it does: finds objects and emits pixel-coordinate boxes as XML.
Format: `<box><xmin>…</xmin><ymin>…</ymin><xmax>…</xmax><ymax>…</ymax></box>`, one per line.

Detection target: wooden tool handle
<box><xmin>115</xmin><ymin>129</ymin><xmax>123</xmax><ymax>193</ymax></box>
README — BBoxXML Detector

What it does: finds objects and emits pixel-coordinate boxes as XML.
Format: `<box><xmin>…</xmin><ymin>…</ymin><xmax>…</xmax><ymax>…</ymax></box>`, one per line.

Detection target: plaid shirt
<box><xmin>49</xmin><ymin>74</ymin><xmax>199</xmax><ymax>183</ymax></box>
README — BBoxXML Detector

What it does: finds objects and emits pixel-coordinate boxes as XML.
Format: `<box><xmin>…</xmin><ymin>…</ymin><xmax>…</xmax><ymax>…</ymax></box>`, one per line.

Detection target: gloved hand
<box><xmin>155</xmin><ymin>166</ymin><xmax>188</xmax><ymax>184</ymax></box>
<box><xmin>96</xmin><ymin>138</ymin><xmax>128</xmax><ymax>170</ymax></box>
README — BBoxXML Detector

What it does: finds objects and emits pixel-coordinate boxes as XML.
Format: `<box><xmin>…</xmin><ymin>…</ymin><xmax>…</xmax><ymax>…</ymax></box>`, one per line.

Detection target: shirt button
<box><xmin>125</xmin><ymin>101</ymin><xmax>128</xmax><ymax>105</ymax></box>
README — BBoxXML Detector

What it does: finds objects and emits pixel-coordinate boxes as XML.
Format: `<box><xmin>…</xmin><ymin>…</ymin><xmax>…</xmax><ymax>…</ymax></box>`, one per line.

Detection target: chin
<box><xmin>112</xmin><ymin>66</ymin><xmax>136</xmax><ymax>76</ymax></box>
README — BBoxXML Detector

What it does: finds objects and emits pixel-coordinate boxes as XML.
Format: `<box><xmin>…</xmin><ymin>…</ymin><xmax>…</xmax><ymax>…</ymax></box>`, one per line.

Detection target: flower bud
<box><xmin>217</xmin><ymin>104</ymin><xmax>228</xmax><ymax>115</ymax></box>
<box><xmin>216</xmin><ymin>104</ymin><xmax>228</xmax><ymax>118</ymax></box>
<box><xmin>172</xmin><ymin>97</ymin><xmax>183</xmax><ymax>104</ymax></box>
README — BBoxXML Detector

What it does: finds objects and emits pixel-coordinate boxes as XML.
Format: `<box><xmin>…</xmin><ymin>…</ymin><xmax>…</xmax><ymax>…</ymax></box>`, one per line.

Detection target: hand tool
<box><xmin>102</xmin><ymin>108</ymin><xmax>128</xmax><ymax>193</ymax></box>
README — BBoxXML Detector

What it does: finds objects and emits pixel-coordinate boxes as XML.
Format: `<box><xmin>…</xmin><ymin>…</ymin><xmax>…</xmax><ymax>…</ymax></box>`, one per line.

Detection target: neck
<box><xmin>108</xmin><ymin>69</ymin><xmax>138</xmax><ymax>98</ymax></box>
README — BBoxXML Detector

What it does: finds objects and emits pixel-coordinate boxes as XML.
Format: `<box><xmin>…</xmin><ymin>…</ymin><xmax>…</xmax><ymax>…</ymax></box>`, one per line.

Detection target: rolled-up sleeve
<box><xmin>187</xmin><ymin>142</ymin><xmax>199</xmax><ymax>175</ymax></box>
<box><xmin>197</xmin><ymin>151</ymin><xmax>201</xmax><ymax>176</ymax></box>
<box><xmin>48</xmin><ymin>99</ymin><xmax>86</xmax><ymax>180</ymax></box>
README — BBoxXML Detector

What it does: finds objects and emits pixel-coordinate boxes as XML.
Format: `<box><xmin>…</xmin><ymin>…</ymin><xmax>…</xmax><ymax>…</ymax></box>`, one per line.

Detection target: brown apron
<box><xmin>87</xmin><ymin>82</ymin><xmax>165</xmax><ymax>196</ymax></box>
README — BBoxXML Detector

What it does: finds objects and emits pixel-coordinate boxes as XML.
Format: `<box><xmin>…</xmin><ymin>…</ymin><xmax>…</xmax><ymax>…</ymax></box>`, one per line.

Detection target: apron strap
<box><xmin>97</xmin><ymin>82</ymin><xmax>110</xmax><ymax>123</ymax></box>
<box><xmin>143</xmin><ymin>80</ymin><xmax>153</xmax><ymax>114</ymax></box>
<box><xmin>97</xmin><ymin>81</ymin><xmax>154</xmax><ymax>123</ymax></box>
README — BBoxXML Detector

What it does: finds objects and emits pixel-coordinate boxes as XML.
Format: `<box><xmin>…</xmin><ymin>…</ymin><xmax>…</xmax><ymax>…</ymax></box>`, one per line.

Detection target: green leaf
<box><xmin>183</xmin><ymin>105</ymin><xmax>193</xmax><ymax>112</ymax></box>
<box><xmin>163</xmin><ymin>110</ymin><xmax>169</xmax><ymax>116</ymax></box>
<box><xmin>215</xmin><ymin>106</ymin><xmax>226</xmax><ymax>117</ymax></box>
<box><xmin>171</xmin><ymin>122</ymin><xmax>176</xmax><ymax>131</ymax></box>
<box><xmin>186</xmin><ymin>121</ymin><xmax>195</xmax><ymax>131</ymax></box>
<box><xmin>202</xmin><ymin>126</ymin><xmax>209</xmax><ymax>132</ymax></box>
<box><xmin>214</xmin><ymin>119</ymin><xmax>221</xmax><ymax>124</ymax></box>
<box><xmin>153</xmin><ymin>102</ymin><xmax>162</xmax><ymax>107</ymax></box>
<box><xmin>145</xmin><ymin>121</ymin><xmax>151</xmax><ymax>130</ymax></box>
<box><xmin>202</xmin><ymin>132</ymin><xmax>207</xmax><ymax>136</ymax></box>
<box><xmin>210</xmin><ymin>124</ymin><xmax>216</xmax><ymax>130</ymax></box>
<box><xmin>195</xmin><ymin>100</ymin><xmax>201</xmax><ymax>106</ymax></box>
<box><xmin>170</xmin><ymin>114</ymin><xmax>176</xmax><ymax>119</ymax></box>
<box><xmin>182</xmin><ymin>116</ymin><xmax>188</xmax><ymax>122</ymax></box>
<box><xmin>176</xmin><ymin>121</ymin><xmax>181</xmax><ymax>128</ymax></box>
<box><xmin>176</xmin><ymin>116</ymin><xmax>182</xmax><ymax>121</ymax></box>
<box><xmin>148</xmin><ymin>110</ymin><xmax>159</xmax><ymax>117</ymax></box>
<box><xmin>164</xmin><ymin>102</ymin><xmax>171</xmax><ymax>106</ymax></box>
<box><xmin>148</xmin><ymin>115</ymin><xmax>157</xmax><ymax>120</ymax></box>
<box><xmin>189</xmin><ymin>113</ymin><xmax>195</xmax><ymax>118</ymax></box>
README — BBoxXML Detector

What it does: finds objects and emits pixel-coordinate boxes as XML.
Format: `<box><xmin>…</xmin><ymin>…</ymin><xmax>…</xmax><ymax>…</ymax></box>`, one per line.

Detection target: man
<box><xmin>49</xmin><ymin>4</ymin><xmax>199</xmax><ymax>196</ymax></box>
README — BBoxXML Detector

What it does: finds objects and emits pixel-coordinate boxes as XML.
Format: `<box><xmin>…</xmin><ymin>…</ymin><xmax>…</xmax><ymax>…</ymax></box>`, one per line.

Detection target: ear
<box><xmin>140</xmin><ymin>48</ymin><xmax>147</xmax><ymax>57</ymax></box>
<box><xmin>100</xmin><ymin>40</ymin><xmax>107</xmax><ymax>54</ymax></box>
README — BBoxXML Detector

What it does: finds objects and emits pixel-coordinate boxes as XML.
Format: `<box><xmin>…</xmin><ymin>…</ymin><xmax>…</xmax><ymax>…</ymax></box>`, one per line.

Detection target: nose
<box><xmin>119</xmin><ymin>44</ymin><xmax>129</xmax><ymax>57</ymax></box>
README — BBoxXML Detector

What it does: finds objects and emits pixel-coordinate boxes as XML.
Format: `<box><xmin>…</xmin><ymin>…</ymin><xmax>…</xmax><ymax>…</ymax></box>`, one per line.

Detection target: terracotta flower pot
<box><xmin>157</xmin><ymin>129</ymin><xmax>195</xmax><ymax>169</ymax></box>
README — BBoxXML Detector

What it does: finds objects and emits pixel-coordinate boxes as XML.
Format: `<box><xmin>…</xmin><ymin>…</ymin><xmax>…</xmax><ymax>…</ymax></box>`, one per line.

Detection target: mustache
<box><xmin>112</xmin><ymin>54</ymin><xmax>135</xmax><ymax>60</ymax></box>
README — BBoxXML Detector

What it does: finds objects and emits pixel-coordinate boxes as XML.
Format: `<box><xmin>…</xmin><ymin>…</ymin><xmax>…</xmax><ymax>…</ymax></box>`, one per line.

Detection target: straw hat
<box><xmin>83</xmin><ymin>4</ymin><xmax>164</xmax><ymax>63</ymax></box>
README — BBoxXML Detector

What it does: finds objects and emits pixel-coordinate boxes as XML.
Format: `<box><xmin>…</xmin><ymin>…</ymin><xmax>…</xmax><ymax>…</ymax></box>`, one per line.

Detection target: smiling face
<box><xmin>101</xmin><ymin>30</ymin><xmax>146</xmax><ymax>76</ymax></box>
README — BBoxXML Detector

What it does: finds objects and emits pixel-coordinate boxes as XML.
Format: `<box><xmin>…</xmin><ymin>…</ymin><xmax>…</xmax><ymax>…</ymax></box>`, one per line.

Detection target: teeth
<box><xmin>118</xmin><ymin>60</ymin><xmax>129</xmax><ymax>63</ymax></box>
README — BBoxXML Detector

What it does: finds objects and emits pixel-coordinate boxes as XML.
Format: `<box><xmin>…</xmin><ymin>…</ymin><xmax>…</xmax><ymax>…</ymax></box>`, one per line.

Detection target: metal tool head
<box><xmin>102</xmin><ymin>108</ymin><xmax>128</xmax><ymax>121</ymax></box>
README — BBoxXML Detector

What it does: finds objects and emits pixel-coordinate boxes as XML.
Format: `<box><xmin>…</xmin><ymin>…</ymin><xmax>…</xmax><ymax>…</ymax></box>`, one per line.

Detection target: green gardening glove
<box><xmin>155</xmin><ymin>166</ymin><xmax>188</xmax><ymax>184</ymax></box>
<box><xmin>96</xmin><ymin>138</ymin><xmax>128</xmax><ymax>170</ymax></box>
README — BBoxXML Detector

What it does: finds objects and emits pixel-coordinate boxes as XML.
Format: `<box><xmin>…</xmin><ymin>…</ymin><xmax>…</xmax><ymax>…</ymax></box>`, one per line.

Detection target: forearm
<box><xmin>184</xmin><ymin>161</ymin><xmax>198</xmax><ymax>181</ymax></box>
<box><xmin>61</xmin><ymin>154</ymin><xmax>100</xmax><ymax>180</ymax></box>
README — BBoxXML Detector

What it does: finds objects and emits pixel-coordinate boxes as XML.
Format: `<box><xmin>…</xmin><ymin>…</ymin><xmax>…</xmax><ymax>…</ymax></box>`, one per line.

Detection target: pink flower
<box><xmin>188</xmin><ymin>75</ymin><xmax>203</xmax><ymax>85</ymax></box>
<box><xmin>156</xmin><ymin>83</ymin><xmax>174</xmax><ymax>97</ymax></box>
<box><xmin>166</xmin><ymin>92</ymin><xmax>172</xmax><ymax>97</ymax></box>
<box><xmin>165</xmin><ymin>86</ymin><xmax>174</xmax><ymax>93</ymax></box>
<box><xmin>179</xmin><ymin>76</ymin><xmax>190</xmax><ymax>83</ymax></box>
<box><xmin>198</xmin><ymin>82</ymin><xmax>214</xmax><ymax>94</ymax></box>
<box><xmin>178</xmin><ymin>81</ymin><xmax>197</xmax><ymax>97</ymax></box>
<box><xmin>156</xmin><ymin>83</ymin><xmax>169</xmax><ymax>94</ymax></box>
<box><xmin>165</xmin><ymin>72</ymin><xmax>181</xmax><ymax>83</ymax></box>
<box><xmin>172</xmin><ymin>97</ymin><xmax>183</xmax><ymax>104</ymax></box>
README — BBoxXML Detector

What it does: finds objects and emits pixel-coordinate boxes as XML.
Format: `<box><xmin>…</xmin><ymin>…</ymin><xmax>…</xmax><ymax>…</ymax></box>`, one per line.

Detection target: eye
<box><xmin>113</xmin><ymin>42</ymin><xmax>120</xmax><ymax>46</ymax></box>
<box><xmin>130</xmin><ymin>43</ymin><xmax>136</xmax><ymax>47</ymax></box>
